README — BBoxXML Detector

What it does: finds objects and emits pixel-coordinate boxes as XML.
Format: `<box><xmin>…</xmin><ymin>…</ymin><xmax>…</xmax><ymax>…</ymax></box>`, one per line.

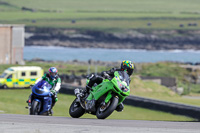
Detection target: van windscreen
<box><xmin>7</xmin><ymin>68</ymin><xmax>14</xmax><ymax>71</ymax></box>
<box><xmin>0</xmin><ymin>73</ymin><xmax>8</xmax><ymax>78</ymax></box>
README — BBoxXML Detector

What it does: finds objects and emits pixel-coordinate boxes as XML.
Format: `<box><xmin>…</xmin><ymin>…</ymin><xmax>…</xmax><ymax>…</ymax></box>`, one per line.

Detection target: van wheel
<box><xmin>3</xmin><ymin>85</ymin><xmax>8</xmax><ymax>89</ymax></box>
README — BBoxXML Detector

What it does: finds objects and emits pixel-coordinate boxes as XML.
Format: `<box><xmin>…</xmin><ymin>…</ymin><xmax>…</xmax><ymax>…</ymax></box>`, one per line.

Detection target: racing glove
<box><xmin>51</xmin><ymin>89</ymin><xmax>56</xmax><ymax>95</ymax></box>
<box><xmin>110</xmin><ymin>68</ymin><xmax>117</xmax><ymax>73</ymax></box>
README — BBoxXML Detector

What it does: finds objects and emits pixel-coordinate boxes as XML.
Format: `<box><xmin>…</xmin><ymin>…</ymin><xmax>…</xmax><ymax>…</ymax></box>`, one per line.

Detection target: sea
<box><xmin>24</xmin><ymin>46</ymin><xmax>200</xmax><ymax>63</ymax></box>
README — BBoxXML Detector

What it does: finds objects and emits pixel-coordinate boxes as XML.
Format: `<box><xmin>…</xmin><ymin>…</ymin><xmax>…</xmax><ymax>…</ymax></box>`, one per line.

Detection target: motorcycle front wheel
<box><xmin>96</xmin><ymin>96</ymin><xmax>118</xmax><ymax>119</ymax></box>
<box><xmin>69</xmin><ymin>98</ymin><xmax>85</xmax><ymax>118</ymax></box>
<box><xmin>31</xmin><ymin>100</ymin><xmax>40</xmax><ymax>115</ymax></box>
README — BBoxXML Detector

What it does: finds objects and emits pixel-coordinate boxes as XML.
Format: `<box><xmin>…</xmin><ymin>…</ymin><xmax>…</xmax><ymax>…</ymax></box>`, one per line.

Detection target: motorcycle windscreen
<box><xmin>33</xmin><ymin>80</ymin><xmax>52</xmax><ymax>95</ymax></box>
<box><xmin>116</xmin><ymin>71</ymin><xmax>130</xmax><ymax>92</ymax></box>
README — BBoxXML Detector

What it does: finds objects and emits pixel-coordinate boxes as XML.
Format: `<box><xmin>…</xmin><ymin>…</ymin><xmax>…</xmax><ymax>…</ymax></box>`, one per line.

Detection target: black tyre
<box><xmin>31</xmin><ymin>100</ymin><xmax>40</xmax><ymax>115</ymax></box>
<box><xmin>3</xmin><ymin>85</ymin><xmax>8</xmax><ymax>89</ymax></box>
<box><xmin>96</xmin><ymin>96</ymin><xmax>118</xmax><ymax>119</ymax></box>
<box><xmin>69</xmin><ymin>99</ymin><xmax>85</xmax><ymax>118</ymax></box>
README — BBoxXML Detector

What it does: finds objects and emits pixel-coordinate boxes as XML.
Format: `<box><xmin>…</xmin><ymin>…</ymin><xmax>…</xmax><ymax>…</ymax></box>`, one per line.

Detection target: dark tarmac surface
<box><xmin>0</xmin><ymin>114</ymin><xmax>200</xmax><ymax>133</ymax></box>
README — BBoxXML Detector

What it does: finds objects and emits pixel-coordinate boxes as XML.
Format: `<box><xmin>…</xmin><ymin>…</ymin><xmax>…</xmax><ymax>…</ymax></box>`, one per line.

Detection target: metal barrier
<box><xmin>124</xmin><ymin>96</ymin><xmax>200</xmax><ymax>120</ymax></box>
<box><xmin>60</xmin><ymin>84</ymin><xmax>200</xmax><ymax>120</ymax></box>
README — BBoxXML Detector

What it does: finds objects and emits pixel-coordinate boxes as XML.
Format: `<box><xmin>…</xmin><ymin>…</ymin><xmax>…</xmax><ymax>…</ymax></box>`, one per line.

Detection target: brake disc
<box><xmin>99</xmin><ymin>101</ymin><xmax>110</xmax><ymax>112</ymax></box>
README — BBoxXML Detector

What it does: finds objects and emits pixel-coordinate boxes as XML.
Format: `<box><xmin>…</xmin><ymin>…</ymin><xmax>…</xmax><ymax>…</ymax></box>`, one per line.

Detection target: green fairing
<box><xmin>104</xmin><ymin>91</ymin><xmax>112</xmax><ymax>103</ymax></box>
<box><xmin>87</xmin><ymin>71</ymin><xmax>130</xmax><ymax>105</ymax></box>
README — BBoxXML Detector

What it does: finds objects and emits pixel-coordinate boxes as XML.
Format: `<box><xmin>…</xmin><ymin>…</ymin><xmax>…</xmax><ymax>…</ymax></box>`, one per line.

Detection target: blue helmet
<box><xmin>48</xmin><ymin>67</ymin><xmax>58</xmax><ymax>79</ymax></box>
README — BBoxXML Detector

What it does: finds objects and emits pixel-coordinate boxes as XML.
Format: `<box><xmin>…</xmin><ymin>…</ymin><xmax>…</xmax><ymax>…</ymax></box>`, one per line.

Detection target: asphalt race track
<box><xmin>0</xmin><ymin>114</ymin><xmax>200</xmax><ymax>133</ymax></box>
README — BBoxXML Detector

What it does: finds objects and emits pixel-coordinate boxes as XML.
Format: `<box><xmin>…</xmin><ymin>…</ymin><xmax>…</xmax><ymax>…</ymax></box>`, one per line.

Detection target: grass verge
<box><xmin>0</xmin><ymin>89</ymin><xmax>196</xmax><ymax>121</ymax></box>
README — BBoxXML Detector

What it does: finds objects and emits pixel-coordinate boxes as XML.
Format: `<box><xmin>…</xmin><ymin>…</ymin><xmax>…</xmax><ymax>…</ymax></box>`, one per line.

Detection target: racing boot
<box><xmin>51</xmin><ymin>96</ymin><xmax>58</xmax><ymax>108</ymax></box>
<box><xmin>115</xmin><ymin>103</ymin><xmax>124</xmax><ymax>112</ymax></box>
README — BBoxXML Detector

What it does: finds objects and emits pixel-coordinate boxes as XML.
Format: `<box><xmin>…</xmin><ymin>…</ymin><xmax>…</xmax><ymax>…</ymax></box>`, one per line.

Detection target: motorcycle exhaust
<box><xmin>74</xmin><ymin>88</ymin><xmax>81</xmax><ymax>102</ymax></box>
<box><xmin>74</xmin><ymin>88</ymin><xmax>80</xmax><ymax>96</ymax></box>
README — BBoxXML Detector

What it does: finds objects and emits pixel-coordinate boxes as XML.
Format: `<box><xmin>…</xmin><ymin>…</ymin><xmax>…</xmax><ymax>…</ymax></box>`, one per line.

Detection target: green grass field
<box><xmin>0</xmin><ymin>89</ymin><xmax>196</xmax><ymax>121</ymax></box>
<box><xmin>0</xmin><ymin>0</ymin><xmax>200</xmax><ymax>30</ymax></box>
<box><xmin>2</xmin><ymin>0</ymin><xmax>200</xmax><ymax>13</ymax></box>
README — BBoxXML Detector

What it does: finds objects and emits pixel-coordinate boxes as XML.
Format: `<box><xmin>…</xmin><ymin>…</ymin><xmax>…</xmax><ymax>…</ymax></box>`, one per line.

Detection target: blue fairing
<box><xmin>32</xmin><ymin>80</ymin><xmax>52</xmax><ymax>96</ymax></box>
<box><xmin>31</xmin><ymin>80</ymin><xmax>53</xmax><ymax>115</ymax></box>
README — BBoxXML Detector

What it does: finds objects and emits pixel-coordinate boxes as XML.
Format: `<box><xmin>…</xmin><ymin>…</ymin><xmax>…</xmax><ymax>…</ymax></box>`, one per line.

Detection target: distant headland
<box><xmin>25</xmin><ymin>27</ymin><xmax>200</xmax><ymax>50</ymax></box>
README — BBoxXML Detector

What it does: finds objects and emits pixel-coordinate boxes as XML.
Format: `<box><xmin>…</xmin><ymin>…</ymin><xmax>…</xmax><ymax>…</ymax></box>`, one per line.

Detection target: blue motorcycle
<box><xmin>27</xmin><ymin>80</ymin><xmax>53</xmax><ymax>115</ymax></box>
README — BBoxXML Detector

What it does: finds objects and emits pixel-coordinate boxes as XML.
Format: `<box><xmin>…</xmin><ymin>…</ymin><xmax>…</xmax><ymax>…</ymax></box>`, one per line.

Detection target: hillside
<box><xmin>1</xmin><ymin>0</ymin><xmax>200</xmax><ymax>50</ymax></box>
<box><xmin>1</xmin><ymin>0</ymin><xmax>200</xmax><ymax>30</ymax></box>
<box><xmin>130</xmin><ymin>76</ymin><xmax>200</xmax><ymax>106</ymax></box>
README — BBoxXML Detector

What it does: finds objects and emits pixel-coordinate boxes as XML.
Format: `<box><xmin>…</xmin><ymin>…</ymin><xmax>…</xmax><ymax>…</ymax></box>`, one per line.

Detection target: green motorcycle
<box><xmin>69</xmin><ymin>71</ymin><xmax>130</xmax><ymax>119</ymax></box>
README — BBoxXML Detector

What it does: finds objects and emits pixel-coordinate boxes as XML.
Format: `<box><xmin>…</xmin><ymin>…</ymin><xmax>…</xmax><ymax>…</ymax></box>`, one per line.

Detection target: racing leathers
<box><xmin>36</xmin><ymin>73</ymin><xmax>61</xmax><ymax>107</ymax></box>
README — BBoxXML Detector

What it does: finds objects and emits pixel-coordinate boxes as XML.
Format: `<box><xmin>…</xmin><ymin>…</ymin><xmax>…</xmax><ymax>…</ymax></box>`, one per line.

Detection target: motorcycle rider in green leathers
<box><xmin>84</xmin><ymin>60</ymin><xmax>134</xmax><ymax>112</ymax></box>
<box><xmin>27</xmin><ymin>67</ymin><xmax>61</xmax><ymax>109</ymax></box>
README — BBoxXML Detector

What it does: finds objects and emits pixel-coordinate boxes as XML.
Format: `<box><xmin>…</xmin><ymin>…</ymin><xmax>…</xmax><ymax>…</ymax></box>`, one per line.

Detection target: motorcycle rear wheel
<box><xmin>69</xmin><ymin>98</ymin><xmax>85</xmax><ymax>118</ymax></box>
<box><xmin>96</xmin><ymin>96</ymin><xmax>118</xmax><ymax>119</ymax></box>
